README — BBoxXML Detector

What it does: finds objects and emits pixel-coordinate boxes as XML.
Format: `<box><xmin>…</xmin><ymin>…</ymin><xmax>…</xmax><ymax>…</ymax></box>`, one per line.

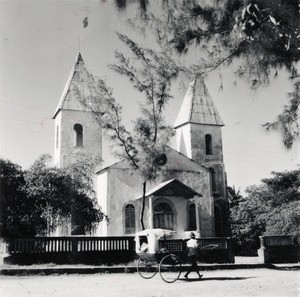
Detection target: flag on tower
<box><xmin>83</xmin><ymin>17</ymin><xmax>88</xmax><ymax>28</ymax></box>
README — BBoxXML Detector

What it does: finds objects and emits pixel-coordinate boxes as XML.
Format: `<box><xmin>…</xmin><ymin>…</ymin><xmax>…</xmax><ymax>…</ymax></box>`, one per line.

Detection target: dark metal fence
<box><xmin>159</xmin><ymin>237</ymin><xmax>235</xmax><ymax>263</ymax></box>
<box><xmin>3</xmin><ymin>236</ymin><xmax>235</xmax><ymax>265</ymax></box>
<box><xmin>4</xmin><ymin>236</ymin><xmax>135</xmax><ymax>265</ymax></box>
<box><xmin>258</xmin><ymin>235</ymin><xmax>299</xmax><ymax>263</ymax></box>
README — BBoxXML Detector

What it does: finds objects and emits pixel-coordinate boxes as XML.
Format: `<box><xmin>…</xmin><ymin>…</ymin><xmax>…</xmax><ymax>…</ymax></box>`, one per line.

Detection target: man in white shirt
<box><xmin>184</xmin><ymin>232</ymin><xmax>203</xmax><ymax>280</ymax></box>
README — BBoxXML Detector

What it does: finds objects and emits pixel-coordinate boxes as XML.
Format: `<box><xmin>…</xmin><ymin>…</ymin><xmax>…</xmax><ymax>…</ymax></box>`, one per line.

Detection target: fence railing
<box><xmin>4</xmin><ymin>236</ymin><xmax>135</xmax><ymax>265</ymax></box>
<box><xmin>8</xmin><ymin>237</ymin><xmax>133</xmax><ymax>254</ymax></box>
<box><xmin>260</xmin><ymin>235</ymin><xmax>297</xmax><ymax>247</ymax></box>
<box><xmin>3</xmin><ymin>236</ymin><xmax>235</xmax><ymax>265</ymax></box>
<box><xmin>158</xmin><ymin>237</ymin><xmax>234</xmax><ymax>263</ymax></box>
<box><xmin>258</xmin><ymin>235</ymin><xmax>299</xmax><ymax>264</ymax></box>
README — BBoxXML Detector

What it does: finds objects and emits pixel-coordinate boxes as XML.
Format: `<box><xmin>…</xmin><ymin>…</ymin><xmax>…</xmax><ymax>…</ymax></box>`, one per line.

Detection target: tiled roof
<box><xmin>142</xmin><ymin>178</ymin><xmax>202</xmax><ymax>199</ymax></box>
<box><xmin>52</xmin><ymin>52</ymin><xmax>85</xmax><ymax>119</ymax></box>
<box><xmin>174</xmin><ymin>76</ymin><xmax>224</xmax><ymax>128</ymax></box>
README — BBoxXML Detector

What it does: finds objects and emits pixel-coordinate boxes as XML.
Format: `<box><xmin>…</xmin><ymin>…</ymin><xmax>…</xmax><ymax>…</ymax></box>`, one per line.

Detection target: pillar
<box><xmin>149</xmin><ymin>195</ymin><xmax>154</xmax><ymax>229</ymax></box>
<box><xmin>195</xmin><ymin>196</ymin><xmax>201</xmax><ymax>237</ymax></box>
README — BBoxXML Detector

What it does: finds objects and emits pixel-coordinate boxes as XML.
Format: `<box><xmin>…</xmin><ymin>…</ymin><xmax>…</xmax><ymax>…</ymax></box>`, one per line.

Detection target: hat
<box><xmin>190</xmin><ymin>232</ymin><xmax>195</xmax><ymax>238</ymax></box>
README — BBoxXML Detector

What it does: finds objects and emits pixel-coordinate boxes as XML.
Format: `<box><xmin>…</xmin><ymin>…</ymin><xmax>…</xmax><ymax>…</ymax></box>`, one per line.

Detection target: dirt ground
<box><xmin>0</xmin><ymin>268</ymin><xmax>299</xmax><ymax>297</ymax></box>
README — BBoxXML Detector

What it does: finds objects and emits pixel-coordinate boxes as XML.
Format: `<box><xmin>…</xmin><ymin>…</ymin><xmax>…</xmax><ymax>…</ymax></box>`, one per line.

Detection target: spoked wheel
<box><xmin>137</xmin><ymin>258</ymin><xmax>158</xmax><ymax>279</ymax></box>
<box><xmin>159</xmin><ymin>254</ymin><xmax>181</xmax><ymax>283</ymax></box>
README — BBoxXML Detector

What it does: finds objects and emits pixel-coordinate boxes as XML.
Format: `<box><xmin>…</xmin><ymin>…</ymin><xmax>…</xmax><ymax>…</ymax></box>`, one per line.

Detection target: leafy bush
<box><xmin>229</xmin><ymin>169</ymin><xmax>300</xmax><ymax>254</ymax></box>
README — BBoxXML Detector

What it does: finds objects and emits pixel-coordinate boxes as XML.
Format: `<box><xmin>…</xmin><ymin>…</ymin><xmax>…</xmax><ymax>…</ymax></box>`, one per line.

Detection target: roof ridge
<box><xmin>52</xmin><ymin>52</ymin><xmax>85</xmax><ymax>119</ymax></box>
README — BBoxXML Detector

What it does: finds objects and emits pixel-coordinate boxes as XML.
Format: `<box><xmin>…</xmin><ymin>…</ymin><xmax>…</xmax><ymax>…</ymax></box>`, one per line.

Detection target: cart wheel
<box><xmin>159</xmin><ymin>254</ymin><xmax>181</xmax><ymax>283</ymax></box>
<box><xmin>137</xmin><ymin>258</ymin><xmax>158</xmax><ymax>279</ymax></box>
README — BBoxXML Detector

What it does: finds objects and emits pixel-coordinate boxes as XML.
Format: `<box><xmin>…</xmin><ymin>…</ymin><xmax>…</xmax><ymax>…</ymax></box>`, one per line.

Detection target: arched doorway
<box><xmin>153</xmin><ymin>202</ymin><xmax>174</xmax><ymax>230</ymax></box>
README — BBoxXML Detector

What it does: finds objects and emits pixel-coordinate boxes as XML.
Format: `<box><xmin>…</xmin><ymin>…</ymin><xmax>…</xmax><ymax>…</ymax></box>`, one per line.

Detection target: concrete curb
<box><xmin>1</xmin><ymin>263</ymin><xmax>299</xmax><ymax>276</ymax></box>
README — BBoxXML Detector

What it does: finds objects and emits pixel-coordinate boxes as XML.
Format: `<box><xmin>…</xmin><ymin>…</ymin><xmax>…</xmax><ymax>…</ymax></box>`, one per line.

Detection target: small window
<box><xmin>205</xmin><ymin>134</ymin><xmax>213</xmax><ymax>155</ymax></box>
<box><xmin>188</xmin><ymin>203</ymin><xmax>196</xmax><ymax>230</ymax></box>
<box><xmin>74</xmin><ymin>124</ymin><xmax>83</xmax><ymax>147</ymax></box>
<box><xmin>125</xmin><ymin>204</ymin><xmax>135</xmax><ymax>234</ymax></box>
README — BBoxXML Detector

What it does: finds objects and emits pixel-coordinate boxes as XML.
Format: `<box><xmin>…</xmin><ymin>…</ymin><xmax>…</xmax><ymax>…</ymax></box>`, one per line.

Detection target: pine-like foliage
<box><xmin>76</xmin><ymin>33</ymin><xmax>177</xmax><ymax>176</ymax></box>
<box><xmin>113</xmin><ymin>0</ymin><xmax>300</xmax><ymax>148</ymax></box>
<box><xmin>75</xmin><ymin>33</ymin><xmax>177</xmax><ymax>229</ymax></box>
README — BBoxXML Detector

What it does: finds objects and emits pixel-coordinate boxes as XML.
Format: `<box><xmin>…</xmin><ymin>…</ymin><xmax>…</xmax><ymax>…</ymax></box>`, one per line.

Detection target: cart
<box><xmin>135</xmin><ymin>228</ymin><xmax>183</xmax><ymax>283</ymax></box>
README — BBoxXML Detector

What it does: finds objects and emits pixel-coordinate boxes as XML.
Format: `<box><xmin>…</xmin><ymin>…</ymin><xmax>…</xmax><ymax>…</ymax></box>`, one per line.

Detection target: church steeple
<box><xmin>53</xmin><ymin>52</ymin><xmax>87</xmax><ymax>119</ymax></box>
<box><xmin>174</xmin><ymin>76</ymin><xmax>225</xmax><ymax>164</ymax></box>
<box><xmin>174</xmin><ymin>75</ymin><xmax>224</xmax><ymax>128</ymax></box>
<box><xmin>53</xmin><ymin>52</ymin><xmax>102</xmax><ymax>168</ymax></box>
<box><xmin>174</xmin><ymin>76</ymin><xmax>229</xmax><ymax>237</ymax></box>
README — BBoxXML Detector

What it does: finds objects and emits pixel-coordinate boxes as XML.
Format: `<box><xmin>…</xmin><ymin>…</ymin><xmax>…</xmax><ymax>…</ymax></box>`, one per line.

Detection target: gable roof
<box><xmin>142</xmin><ymin>178</ymin><xmax>202</xmax><ymax>198</ymax></box>
<box><xmin>174</xmin><ymin>75</ymin><xmax>224</xmax><ymax>128</ymax></box>
<box><xmin>96</xmin><ymin>145</ymin><xmax>209</xmax><ymax>175</ymax></box>
<box><xmin>52</xmin><ymin>52</ymin><xmax>88</xmax><ymax>119</ymax></box>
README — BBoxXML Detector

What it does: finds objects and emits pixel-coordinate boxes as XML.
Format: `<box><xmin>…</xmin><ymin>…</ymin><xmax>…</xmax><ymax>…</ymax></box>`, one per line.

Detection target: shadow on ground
<box><xmin>270</xmin><ymin>265</ymin><xmax>300</xmax><ymax>271</ymax></box>
<box><xmin>178</xmin><ymin>276</ymin><xmax>255</xmax><ymax>282</ymax></box>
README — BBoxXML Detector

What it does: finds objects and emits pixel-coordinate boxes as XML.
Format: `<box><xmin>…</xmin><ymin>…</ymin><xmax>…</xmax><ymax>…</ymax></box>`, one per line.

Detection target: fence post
<box><xmin>0</xmin><ymin>239</ymin><xmax>10</xmax><ymax>265</ymax></box>
<box><xmin>71</xmin><ymin>237</ymin><xmax>78</xmax><ymax>264</ymax></box>
<box><xmin>258</xmin><ymin>235</ymin><xmax>298</xmax><ymax>263</ymax></box>
<box><xmin>227</xmin><ymin>237</ymin><xmax>235</xmax><ymax>263</ymax></box>
<box><xmin>128</xmin><ymin>237</ymin><xmax>135</xmax><ymax>261</ymax></box>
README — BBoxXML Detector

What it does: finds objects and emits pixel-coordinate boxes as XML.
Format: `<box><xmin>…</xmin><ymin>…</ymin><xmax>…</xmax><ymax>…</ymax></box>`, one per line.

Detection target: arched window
<box><xmin>74</xmin><ymin>124</ymin><xmax>83</xmax><ymax>147</ymax></box>
<box><xmin>125</xmin><ymin>204</ymin><xmax>135</xmax><ymax>234</ymax></box>
<box><xmin>188</xmin><ymin>203</ymin><xmax>196</xmax><ymax>230</ymax></box>
<box><xmin>209</xmin><ymin>168</ymin><xmax>217</xmax><ymax>193</ymax></box>
<box><xmin>205</xmin><ymin>134</ymin><xmax>213</xmax><ymax>155</ymax></box>
<box><xmin>154</xmin><ymin>202</ymin><xmax>174</xmax><ymax>230</ymax></box>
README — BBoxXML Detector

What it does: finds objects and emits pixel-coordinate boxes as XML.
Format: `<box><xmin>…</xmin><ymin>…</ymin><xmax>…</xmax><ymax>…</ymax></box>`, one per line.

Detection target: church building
<box><xmin>52</xmin><ymin>52</ymin><xmax>230</xmax><ymax>239</ymax></box>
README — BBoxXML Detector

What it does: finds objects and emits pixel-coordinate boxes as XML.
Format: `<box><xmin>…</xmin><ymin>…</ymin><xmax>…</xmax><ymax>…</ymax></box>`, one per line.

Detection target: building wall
<box><xmin>159</xmin><ymin>170</ymin><xmax>214</xmax><ymax>237</ymax></box>
<box><xmin>176</xmin><ymin>125</ymin><xmax>191</xmax><ymax>158</ymax></box>
<box><xmin>96</xmin><ymin>171</ymin><xmax>108</xmax><ymax>236</ymax></box>
<box><xmin>54</xmin><ymin>109</ymin><xmax>102</xmax><ymax>168</ymax></box>
<box><xmin>96</xmin><ymin>160</ymin><xmax>215</xmax><ymax>238</ymax></box>
<box><xmin>176</xmin><ymin>122</ymin><xmax>229</xmax><ymax>236</ymax></box>
<box><xmin>190</xmin><ymin>123</ymin><xmax>223</xmax><ymax>164</ymax></box>
<box><xmin>54</xmin><ymin>112</ymin><xmax>62</xmax><ymax>167</ymax></box>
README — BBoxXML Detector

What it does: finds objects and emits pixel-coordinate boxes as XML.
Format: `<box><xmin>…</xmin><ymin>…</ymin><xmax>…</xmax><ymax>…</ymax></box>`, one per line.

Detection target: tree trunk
<box><xmin>140</xmin><ymin>181</ymin><xmax>147</xmax><ymax>230</ymax></box>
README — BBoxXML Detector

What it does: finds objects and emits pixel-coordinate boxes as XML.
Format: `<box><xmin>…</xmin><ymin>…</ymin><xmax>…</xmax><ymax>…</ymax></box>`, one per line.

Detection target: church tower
<box><xmin>52</xmin><ymin>52</ymin><xmax>102</xmax><ymax>168</ymax></box>
<box><xmin>174</xmin><ymin>76</ymin><xmax>230</xmax><ymax>236</ymax></box>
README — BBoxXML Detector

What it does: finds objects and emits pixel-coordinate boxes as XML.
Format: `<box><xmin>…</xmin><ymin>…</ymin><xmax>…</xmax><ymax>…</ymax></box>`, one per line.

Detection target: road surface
<box><xmin>0</xmin><ymin>268</ymin><xmax>299</xmax><ymax>297</ymax></box>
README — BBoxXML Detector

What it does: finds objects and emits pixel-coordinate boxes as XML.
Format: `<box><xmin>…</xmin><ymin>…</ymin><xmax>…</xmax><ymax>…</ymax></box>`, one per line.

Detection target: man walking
<box><xmin>184</xmin><ymin>232</ymin><xmax>203</xmax><ymax>280</ymax></box>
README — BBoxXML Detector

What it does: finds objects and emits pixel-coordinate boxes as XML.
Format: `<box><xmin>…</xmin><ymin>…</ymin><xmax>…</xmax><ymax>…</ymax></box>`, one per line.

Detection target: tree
<box><xmin>0</xmin><ymin>155</ymin><xmax>105</xmax><ymax>237</ymax></box>
<box><xmin>112</xmin><ymin>0</ymin><xmax>300</xmax><ymax>148</ymax></box>
<box><xmin>0</xmin><ymin>159</ymin><xmax>30</xmax><ymax>237</ymax></box>
<box><xmin>64</xmin><ymin>153</ymin><xmax>107</xmax><ymax>234</ymax></box>
<box><xmin>75</xmin><ymin>33</ymin><xmax>177</xmax><ymax>229</ymax></box>
<box><xmin>230</xmin><ymin>170</ymin><xmax>300</xmax><ymax>253</ymax></box>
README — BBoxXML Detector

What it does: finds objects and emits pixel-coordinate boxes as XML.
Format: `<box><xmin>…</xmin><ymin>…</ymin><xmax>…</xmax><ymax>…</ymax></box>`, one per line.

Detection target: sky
<box><xmin>0</xmin><ymin>0</ymin><xmax>298</xmax><ymax>193</ymax></box>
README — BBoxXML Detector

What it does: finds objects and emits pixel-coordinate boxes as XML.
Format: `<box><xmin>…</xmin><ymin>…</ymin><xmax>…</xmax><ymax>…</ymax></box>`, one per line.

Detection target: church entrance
<box><xmin>153</xmin><ymin>202</ymin><xmax>174</xmax><ymax>230</ymax></box>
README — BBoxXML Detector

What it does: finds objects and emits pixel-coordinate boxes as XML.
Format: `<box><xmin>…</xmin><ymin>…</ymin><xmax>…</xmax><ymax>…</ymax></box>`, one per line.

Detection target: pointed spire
<box><xmin>52</xmin><ymin>52</ymin><xmax>86</xmax><ymax>119</ymax></box>
<box><xmin>174</xmin><ymin>76</ymin><xmax>224</xmax><ymax>128</ymax></box>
